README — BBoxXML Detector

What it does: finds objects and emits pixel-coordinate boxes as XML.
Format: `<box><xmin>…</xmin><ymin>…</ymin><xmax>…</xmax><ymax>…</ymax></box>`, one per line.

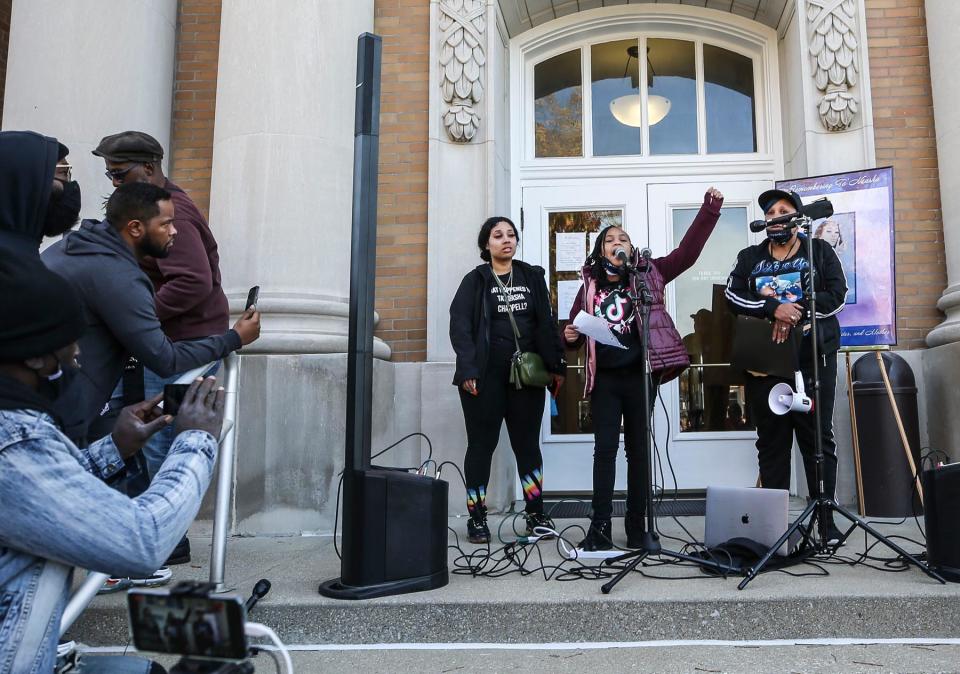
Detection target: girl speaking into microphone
<box><xmin>564</xmin><ymin>188</ymin><xmax>724</xmax><ymax>551</ymax></box>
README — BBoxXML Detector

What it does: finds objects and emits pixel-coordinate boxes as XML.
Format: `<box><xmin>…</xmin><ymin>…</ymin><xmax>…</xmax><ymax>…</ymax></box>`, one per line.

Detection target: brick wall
<box><xmin>169</xmin><ymin>0</ymin><xmax>222</xmax><ymax>219</ymax></box>
<box><xmin>0</xmin><ymin>0</ymin><xmax>11</xmax><ymax>125</ymax></box>
<box><xmin>373</xmin><ymin>0</ymin><xmax>430</xmax><ymax>361</ymax></box>
<box><xmin>865</xmin><ymin>0</ymin><xmax>946</xmax><ymax>348</ymax></box>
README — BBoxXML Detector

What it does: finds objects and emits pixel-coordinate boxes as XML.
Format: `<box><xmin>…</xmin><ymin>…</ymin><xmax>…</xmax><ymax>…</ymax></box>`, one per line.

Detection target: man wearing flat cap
<box><xmin>0</xmin><ymin>250</ymin><xmax>225</xmax><ymax>673</ymax></box>
<box><xmin>91</xmin><ymin>130</ymin><xmax>234</xmax><ymax>564</ymax></box>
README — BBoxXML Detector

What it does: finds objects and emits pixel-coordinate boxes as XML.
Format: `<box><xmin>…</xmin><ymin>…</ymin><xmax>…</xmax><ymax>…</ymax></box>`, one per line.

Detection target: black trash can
<box><xmin>850</xmin><ymin>352</ymin><xmax>923</xmax><ymax>517</ymax></box>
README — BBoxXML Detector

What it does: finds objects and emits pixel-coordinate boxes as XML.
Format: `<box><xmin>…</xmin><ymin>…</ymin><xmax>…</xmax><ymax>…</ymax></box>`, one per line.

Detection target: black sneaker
<box><xmin>525</xmin><ymin>512</ymin><xmax>556</xmax><ymax>538</ymax></box>
<box><xmin>467</xmin><ymin>514</ymin><xmax>491</xmax><ymax>544</ymax></box>
<box><xmin>624</xmin><ymin>512</ymin><xmax>645</xmax><ymax>549</ymax></box>
<box><xmin>165</xmin><ymin>535</ymin><xmax>191</xmax><ymax>566</ymax></box>
<box><xmin>578</xmin><ymin>519</ymin><xmax>613</xmax><ymax>551</ymax></box>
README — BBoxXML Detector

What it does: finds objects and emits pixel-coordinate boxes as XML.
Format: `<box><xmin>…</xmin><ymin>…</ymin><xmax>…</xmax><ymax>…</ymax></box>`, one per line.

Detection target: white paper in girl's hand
<box><xmin>572</xmin><ymin>311</ymin><xmax>628</xmax><ymax>349</ymax></box>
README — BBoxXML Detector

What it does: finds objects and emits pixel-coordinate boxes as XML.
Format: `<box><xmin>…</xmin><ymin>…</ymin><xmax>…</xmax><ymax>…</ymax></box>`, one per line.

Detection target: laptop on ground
<box><xmin>705</xmin><ymin>485</ymin><xmax>793</xmax><ymax>556</ymax></box>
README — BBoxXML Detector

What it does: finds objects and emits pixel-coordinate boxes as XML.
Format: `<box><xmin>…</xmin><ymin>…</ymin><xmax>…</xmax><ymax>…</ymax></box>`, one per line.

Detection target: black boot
<box><xmin>578</xmin><ymin>519</ymin><xmax>613</xmax><ymax>551</ymax></box>
<box><xmin>467</xmin><ymin>507</ymin><xmax>491</xmax><ymax>544</ymax></box>
<box><xmin>625</xmin><ymin>512</ymin><xmax>645</xmax><ymax>549</ymax></box>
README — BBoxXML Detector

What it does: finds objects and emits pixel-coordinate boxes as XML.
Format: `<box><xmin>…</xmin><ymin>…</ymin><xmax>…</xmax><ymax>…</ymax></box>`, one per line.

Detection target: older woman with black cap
<box><xmin>0</xmin><ymin>252</ymin><xmax>226</xmax><ymax>673</ymax></box>
<box><xmin>725</xmin><ymin>189</ymin><xmax>847</xmax><ymax>537</ymax></box>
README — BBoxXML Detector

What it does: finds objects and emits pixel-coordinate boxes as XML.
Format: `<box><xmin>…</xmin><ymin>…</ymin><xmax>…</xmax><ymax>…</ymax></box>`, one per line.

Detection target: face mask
<box><xmin>601</xmin><ymin>258</ymin><xmax>625</xmax><ymax>277</ymax></box>
<box><xmin>43</xmin><ymin>180</ymin><xmax>82</xmax><ymax>237</ymax></box>
<box><xmin>766</xmin><ymin>226</ymin><xmax>794</xmax><ymax>245</ymax></box>
<box><xmin>36</xmin><ymin>354</ymin><xmax>81</xmax><ymax>402</ymax></box>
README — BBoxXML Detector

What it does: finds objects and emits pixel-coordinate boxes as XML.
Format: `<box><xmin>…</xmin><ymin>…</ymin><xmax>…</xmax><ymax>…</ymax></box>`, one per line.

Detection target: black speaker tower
<box><xmin>319</xmin><ymin>34</ymin><xmax>448</xmax><ymax>600</ymax></box>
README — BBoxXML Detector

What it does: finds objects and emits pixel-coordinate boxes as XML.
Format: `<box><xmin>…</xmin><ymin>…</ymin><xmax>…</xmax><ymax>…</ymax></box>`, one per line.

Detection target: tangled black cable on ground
<box><xmin>328</xmin><ymin>429</ymin><xmax>929</xmax><ymax>583</ymax></box>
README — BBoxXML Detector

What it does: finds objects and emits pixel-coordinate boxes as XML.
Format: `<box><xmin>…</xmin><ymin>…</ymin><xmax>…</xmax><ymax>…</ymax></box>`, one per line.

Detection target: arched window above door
<box><xmin>533</xmin><ymin>38</ymin><xmax>757</xmax><ymax>159</ymax></box>
<box><xmin>515</xmin><ymin>6</ymin><xmax>780</xmax><ymax>170</ymax></box>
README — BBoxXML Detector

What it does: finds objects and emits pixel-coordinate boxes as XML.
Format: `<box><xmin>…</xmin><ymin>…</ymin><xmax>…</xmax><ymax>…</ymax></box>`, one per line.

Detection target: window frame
<box><xmin>512</xmin><ymin>5</ymin><xmax>781</xmax><ymax>177</ymax></box>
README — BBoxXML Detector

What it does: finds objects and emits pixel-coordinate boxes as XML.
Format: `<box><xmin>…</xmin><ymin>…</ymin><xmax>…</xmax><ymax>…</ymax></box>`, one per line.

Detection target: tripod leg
<box><xmin>738</xmin><ymin>499</ymin><xmax>818</xmax><ymax>590</ymax></box>
<box><xmin>830</xmin><ymin>503</ymin><xmax>946</xmax><ymax>583</ymax></box>
<box><xmin>601</xmin><ymin>550</ymin><xmax>649</xmax><ymax>594</ymax></box>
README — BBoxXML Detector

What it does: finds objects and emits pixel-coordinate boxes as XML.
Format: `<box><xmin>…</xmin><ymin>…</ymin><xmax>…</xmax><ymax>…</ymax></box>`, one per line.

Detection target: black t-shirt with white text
<box><xmin>488</xmin><ymin>266</ymin><xmax>536</xmax><ymax>352</ymax></box>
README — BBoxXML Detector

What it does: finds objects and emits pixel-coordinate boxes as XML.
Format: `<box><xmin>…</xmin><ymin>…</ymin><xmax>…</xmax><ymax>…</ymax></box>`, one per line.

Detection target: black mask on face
<box><xmin>43</xmin><ymin>180</ymin><xmax>82</xmax><ymax>237</ymax></box>
<box><xmin>35</xmin><ymin>358</ymin><xmax>81</xmax><ymax>403</ymax></box>
<box><xmin>766</xmin><ymin>226</ymin><xmax>795</xmax><ymax>245</ymax></box>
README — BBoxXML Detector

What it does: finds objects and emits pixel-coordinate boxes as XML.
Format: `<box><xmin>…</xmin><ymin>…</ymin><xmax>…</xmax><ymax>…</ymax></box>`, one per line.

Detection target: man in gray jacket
<box><xmin>42</xmin><ymin>182</ymin><xmax>261</xmax><ymax>445</ymax></box>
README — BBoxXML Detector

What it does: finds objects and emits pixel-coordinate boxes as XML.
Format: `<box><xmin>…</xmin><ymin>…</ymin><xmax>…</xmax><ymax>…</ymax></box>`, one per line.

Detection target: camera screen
<box><xmin>128</xmin><ymin>591</ymin><xmax>247</xmax><ymax>660</ymax></box>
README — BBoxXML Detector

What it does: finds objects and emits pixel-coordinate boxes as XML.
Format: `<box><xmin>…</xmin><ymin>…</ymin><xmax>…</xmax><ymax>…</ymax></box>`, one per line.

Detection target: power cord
<box><xmin>245</xmin><ymin>622</ymin><xmax>293</xmax><ymax>673</ymax></box>
<box><xmin>333</xmin><ymin>432</ymin><xmax>437</xmax><ymax>560</ymax></box>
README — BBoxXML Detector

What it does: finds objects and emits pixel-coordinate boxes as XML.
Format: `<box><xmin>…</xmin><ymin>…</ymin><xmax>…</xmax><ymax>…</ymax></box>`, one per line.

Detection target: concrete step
<box><xmin>66</xmin><ymin>515</ymin><xmax>960</xmax><ymax>647</ymax></box>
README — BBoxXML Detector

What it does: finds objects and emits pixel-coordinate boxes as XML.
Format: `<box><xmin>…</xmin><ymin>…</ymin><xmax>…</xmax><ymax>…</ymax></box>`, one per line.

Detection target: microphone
<box><xmin>245</xmin><ymin>578</ymin><xmax>272</xmax><ymax>613</ymax></box>
<box><xmin>749</xmin><ymin>197</ymin><xmax>835</xmax><ymax>232</ymax></box>
<box><xmin>639</xmin><ymin>247</ymin><xmax>652</xmax><ymax>260</ymax></box>
<box><xmin>613</xmin><ymin>247</ymin><xmax>633</xmax><ymax>267</ymax></box>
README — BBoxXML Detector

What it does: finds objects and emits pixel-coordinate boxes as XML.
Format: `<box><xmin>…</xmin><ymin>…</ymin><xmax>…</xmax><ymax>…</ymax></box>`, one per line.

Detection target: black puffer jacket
<box><xmin>449</xmin><ymin>260</ymin><xmax>566</xmax><ymax>386</ymax></box>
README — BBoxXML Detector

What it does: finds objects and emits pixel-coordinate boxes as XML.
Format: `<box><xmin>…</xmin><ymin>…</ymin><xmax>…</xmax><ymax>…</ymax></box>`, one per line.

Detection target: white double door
<box><xmin>520</xmin><ymin>178</ymin><xmax>770</xmax><ymax>494</ymax></box>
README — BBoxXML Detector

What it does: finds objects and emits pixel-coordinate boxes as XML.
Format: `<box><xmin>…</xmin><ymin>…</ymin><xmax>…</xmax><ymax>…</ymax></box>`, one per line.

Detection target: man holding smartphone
<box><xmin>43</xmin><ymin>183</ymin><xmax>260</xmax><ymax>588</ymax></box>
<box><xmin>90</xmin><ymin>132</ymin><xmax>236</xmax><ymax>566</ymax></box>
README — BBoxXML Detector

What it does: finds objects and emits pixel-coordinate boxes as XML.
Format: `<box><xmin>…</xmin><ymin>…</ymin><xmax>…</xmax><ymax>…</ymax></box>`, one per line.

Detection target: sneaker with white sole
<box><xmin>98</xmin><ymin>567</ymin><xmax>172</xmax><ymax>594</ymax></box>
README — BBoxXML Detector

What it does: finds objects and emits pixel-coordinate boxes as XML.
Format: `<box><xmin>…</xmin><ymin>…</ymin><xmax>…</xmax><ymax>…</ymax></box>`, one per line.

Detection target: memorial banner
<box><xmin>777</xmin><ymin>167</ymin><xmax>896</xmax><ymax>347</ymax></box>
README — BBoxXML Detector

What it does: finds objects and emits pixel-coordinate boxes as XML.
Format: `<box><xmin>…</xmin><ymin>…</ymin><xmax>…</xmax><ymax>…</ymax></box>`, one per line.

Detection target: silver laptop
<box><xmin>705</xmin><ymin>486</ymin><xmax>793</xmax><ymax>556</ymax></box>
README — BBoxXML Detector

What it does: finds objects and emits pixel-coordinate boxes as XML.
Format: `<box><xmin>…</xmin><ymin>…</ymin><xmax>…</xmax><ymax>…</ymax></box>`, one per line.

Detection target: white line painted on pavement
<box><xmin>83</xmin><ymin>637</ymin><xmax>960</xmax><ymax>654</ymax></box>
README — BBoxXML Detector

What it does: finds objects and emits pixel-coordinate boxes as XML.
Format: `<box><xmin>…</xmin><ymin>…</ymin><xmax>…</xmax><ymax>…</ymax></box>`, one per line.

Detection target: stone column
<box><xmin>781</xmin><ymin>0</ymin><xmax>876</xmax><ymax>179</ymax></box>
<box><xmin>425</xmin><ymin>0</ymin><xmax>517</xmax><ymax>515</ymax></box>
<box><xmin>1</xmin><ymin>0</ymin><xmax>178</xmax><ymax>223</ymax></box>
<box><xmin>924</xmin><ymin>0</ymin><xmax>960</xmax><ymax>348</ymax></box>
<box><xmin>208</xmin><ymin>0</ymin><xmax>387</xmax><ymax>357</ymax></box>
<box><xmin>203</xmin><ymin>1</ymin><xmax>396</xmax><ymax>535</ymax></box>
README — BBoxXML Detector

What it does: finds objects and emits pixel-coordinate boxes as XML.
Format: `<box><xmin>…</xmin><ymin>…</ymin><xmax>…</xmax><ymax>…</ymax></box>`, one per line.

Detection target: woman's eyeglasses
<box><xmin>55</xmin><ymin>163</ymin><xmax>73</xmax><ymax>181</ymax></box>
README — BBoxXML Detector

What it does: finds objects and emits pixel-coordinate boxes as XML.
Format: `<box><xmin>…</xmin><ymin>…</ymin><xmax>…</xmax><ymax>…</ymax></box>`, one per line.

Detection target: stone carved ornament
<box><xmin>807</xmin><ymin>0</ymin><xmax>860</xmax><ymax>132</ymax></box>
<box><xmin>439</xmin><ymin>0</ymin><xmax>486</xmax><ymax>142</ymax></box>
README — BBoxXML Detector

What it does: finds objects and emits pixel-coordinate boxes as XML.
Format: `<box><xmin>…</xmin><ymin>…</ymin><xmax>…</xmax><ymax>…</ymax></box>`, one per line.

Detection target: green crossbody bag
<box><xmin>492</xmin><ymin>269</ymin><xmax>552</xmax><ymax>390</ymax></box>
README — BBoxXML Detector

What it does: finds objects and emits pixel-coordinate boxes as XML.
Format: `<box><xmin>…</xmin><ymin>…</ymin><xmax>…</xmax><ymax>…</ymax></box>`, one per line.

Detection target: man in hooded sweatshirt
<box><xmin>0</xmin><ymin>250</ymin><xmax>225</xmax><ymax>674</ymax></box>
<box><xmin>0</xmin><ymin>130</ymin><xmax>83</xmax><ymax>257</ymax></box>
<box><xmin>42</xmin><ymin>182</ymin><xmax>261</xmax><ymax>446</ymax></box>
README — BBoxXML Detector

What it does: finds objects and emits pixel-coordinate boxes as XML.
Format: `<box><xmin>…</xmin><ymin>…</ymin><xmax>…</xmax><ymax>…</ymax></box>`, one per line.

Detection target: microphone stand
<box><xmin>737</xmin><ymin>216</ymin><xmax>945</xmax><ymax>589</ymax></box>
<box><xmin>600</xmin><ymin>257</ymin><xmax>733</xmax><ymax>594</ymax></box>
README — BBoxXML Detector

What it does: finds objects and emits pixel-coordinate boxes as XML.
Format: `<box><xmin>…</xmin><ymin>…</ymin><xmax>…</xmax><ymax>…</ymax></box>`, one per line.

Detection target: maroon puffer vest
<box><xmin>581</xmin><ymin>259</ymin><xmax>689</xmax><ymax>395</ymax></box>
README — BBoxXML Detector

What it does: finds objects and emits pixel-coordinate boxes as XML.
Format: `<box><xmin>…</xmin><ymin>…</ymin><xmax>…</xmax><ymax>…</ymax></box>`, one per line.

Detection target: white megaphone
<box><xmin>768</xmin><ymin>370</ymin><xmax>813</xmax><ymax>415</ymax></box>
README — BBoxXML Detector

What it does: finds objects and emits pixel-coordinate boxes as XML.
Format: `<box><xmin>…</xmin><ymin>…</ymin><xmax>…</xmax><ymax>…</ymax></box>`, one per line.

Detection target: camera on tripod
<box><xmin>128</xmin><ymin>581</ymin><xmax>250</xmax><ymax>671</ymax></box>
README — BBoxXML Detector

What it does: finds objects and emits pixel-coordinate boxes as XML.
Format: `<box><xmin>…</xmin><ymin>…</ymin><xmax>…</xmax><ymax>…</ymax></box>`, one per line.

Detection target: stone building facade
<box><xmin>1</xmin><ymin>0</ymin><xmax>957</xmax><ymax>533</ymax></box>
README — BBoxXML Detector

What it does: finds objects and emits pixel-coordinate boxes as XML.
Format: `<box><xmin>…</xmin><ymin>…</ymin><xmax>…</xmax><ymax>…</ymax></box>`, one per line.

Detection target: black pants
<box><xmin>745</xmin><ymin>352</ymin><xmax>838</xmax><ymax>500</ymax></box>
<box><xmin>590</xmin><ymin>367</ymin><xmax>656</xmax><ymax>521</ymax></box>
<box><xmin>459</xmin><ymin>345</ymin><xmax>546</xmax><ymax>515</ymax></box>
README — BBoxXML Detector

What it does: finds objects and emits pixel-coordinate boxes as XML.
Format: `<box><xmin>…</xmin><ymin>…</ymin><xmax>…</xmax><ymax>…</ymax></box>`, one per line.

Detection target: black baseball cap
<box><xmin>758</xmin><ymin>189</ymin><xmax>803</xmax><ymax>213</ymax></box>
<box><xmin>92</xmin><ymin>131</ymin><xmax>164</xmax><ymax>163</ymax></box>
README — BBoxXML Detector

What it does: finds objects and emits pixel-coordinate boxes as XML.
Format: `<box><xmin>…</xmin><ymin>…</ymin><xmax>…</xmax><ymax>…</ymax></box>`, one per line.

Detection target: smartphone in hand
<box><xmin>245</xmin><ymin>285</ymin><xmax>260</xmax><ymax>311</ymax></box>
<box><xmin>162</xmin><ymin>384</ymin><xmax>190</xmax><ymax>416</ymax></box>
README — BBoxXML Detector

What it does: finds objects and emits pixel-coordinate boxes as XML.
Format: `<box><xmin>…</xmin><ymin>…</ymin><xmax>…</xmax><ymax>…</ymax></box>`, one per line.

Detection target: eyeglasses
<box><xmin>104</xmin><ymin>163</ymin><xmax>141</xmax><ymax>181</ymax></box>
<box><xmin>55</xmin><ymin>163</ymin><xmax>73</xmax><ymax>181</ymax></box>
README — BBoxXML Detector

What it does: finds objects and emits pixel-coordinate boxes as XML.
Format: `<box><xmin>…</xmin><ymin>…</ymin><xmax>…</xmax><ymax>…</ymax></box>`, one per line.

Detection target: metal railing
<box><xmin>61</xmin><ymin>355</ymin><xmax>240</xmax><ymax>637</ymax></box>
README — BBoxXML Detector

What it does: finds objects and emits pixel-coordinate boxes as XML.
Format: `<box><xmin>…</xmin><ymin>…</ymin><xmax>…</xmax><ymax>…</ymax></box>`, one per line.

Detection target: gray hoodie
<box><xmin>42</xmin><ymin>219</ymin><xmax>241</xmax><ymax>442</ymax></box>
